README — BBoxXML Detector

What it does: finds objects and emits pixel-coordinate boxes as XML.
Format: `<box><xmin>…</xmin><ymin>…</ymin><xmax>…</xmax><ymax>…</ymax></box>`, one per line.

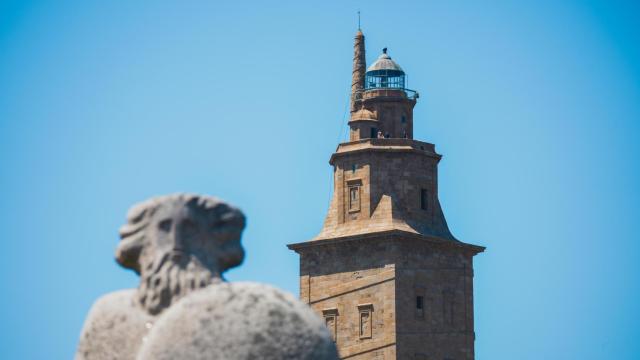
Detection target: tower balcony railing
<box><xmin>353</xmin><ymin>88</ymin><xmax>419</xmax><ymax>101</ymax></box>
<box><xmin>337</xmin><ymin>137</ymin><xmax>436</xmax><ymax>154</ymax></box>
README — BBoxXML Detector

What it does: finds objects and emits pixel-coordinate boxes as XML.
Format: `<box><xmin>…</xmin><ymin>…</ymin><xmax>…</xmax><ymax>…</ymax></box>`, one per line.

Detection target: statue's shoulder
<box><xmin>76</xmin><ymin>289</ymin><xmax>152</xmax><ymax>360</ymax></box>
<box><xmin>91</xmin><ymin>289</ymin><xmax>137</xmax><ymax>312</ymax></box>
<box><xmin>137</xmin><ymin>282</ymin><xmax>338</xmax><ymax>360</ymax></box>
<box><xmin>82</xmin><ymin>289</ymin><xmax>142</xmax><ymax>328</ymax></box>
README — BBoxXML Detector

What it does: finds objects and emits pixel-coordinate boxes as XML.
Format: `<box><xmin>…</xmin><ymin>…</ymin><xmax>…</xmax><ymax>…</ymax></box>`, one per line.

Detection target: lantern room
<box><xmin>365</xmin><ymin>48</ymin><xmax>405</xmax><ymax>90</ymax></box>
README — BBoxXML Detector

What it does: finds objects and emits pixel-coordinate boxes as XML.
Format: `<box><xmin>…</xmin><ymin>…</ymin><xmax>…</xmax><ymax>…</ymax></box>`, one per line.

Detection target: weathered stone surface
<box><xmin>77</xmin><ymin>290</ymin><xmax>153</xmax><ymax>360</ymax></box>
<box><xmin>137</xmin><ymin>282</ymin><xmax>338</xmax><ymax>360</ymax></box>
<box><xmin>77</xmin><ymin>193</ymin><xmax>338</xmax><ymax>360</ymax></box>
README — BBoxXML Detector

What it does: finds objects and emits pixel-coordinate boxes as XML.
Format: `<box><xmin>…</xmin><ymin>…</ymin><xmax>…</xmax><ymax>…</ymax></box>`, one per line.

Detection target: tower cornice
<box><xmin>287</xmin><ymin>229</ymin><xmax>485</xmax><ymax>256</ymax></box>
<box><xmin>329</xmin><ymin>138</ymin><xmax>442</xmax><ymax>165</ymax></box>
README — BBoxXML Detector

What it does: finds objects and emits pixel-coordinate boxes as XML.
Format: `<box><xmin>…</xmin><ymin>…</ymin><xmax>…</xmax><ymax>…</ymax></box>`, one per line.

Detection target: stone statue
<box><xmin>77</xmin><ymin>194</ymin><xmax>338</xmax><ymax>360</ymax></box>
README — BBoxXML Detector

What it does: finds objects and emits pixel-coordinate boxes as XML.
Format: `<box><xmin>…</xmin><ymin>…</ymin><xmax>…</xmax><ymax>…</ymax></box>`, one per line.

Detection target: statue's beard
<box><xmin>137</xmin><ymin>251</ymin><xmax>220</xmax><ymax>315</ymax></box>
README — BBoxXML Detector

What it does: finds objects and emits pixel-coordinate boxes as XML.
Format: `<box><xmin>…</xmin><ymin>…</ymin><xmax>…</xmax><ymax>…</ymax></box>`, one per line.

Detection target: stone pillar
<box><xmin>350</xmin><ymin>30</ymin><xmax>366</xmax><ymax>113</ymax></box>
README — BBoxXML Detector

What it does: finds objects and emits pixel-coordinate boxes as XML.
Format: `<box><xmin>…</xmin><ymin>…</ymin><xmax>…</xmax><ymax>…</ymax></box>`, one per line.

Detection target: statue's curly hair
<box><xmin>115</xmin><ymin>193</ymin><xmax>246</xmax><ymax>274</ymax></box>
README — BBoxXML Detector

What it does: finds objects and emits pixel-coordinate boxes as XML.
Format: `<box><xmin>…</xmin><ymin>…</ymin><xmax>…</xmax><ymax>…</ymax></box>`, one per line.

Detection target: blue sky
<box><xmin>1</xmin><ymin>0</ymin><xmax>639</xmax><ymax>358</ymax></box>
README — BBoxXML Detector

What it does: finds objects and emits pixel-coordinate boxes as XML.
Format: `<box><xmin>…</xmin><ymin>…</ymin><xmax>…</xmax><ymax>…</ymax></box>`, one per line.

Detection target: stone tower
<box><xmin>288</xmin><ymin>30</ymin><xmax>484</xmax><ymax>360</ymax></box>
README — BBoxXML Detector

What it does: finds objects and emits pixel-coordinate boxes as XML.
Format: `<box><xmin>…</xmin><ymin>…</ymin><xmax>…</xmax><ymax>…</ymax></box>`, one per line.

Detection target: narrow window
<box><xmin>401</xmin><ymin>115</ymin><xmax>406</xmax><ymax>123</ymax></box>
<box><xmin>352</xmin><ymin>164</ymin><xmax>357</xmax><ymax>173</ymax></box>
<box><xmin>415</xmin><ymin>295</ymin><xmax>425</xmax><ymax>319</ymax></box>
<box><xmin>370</xmin><ymin>127</ymin><xmax>378</xmax><ymax>139</ymax></box>
<box><xmin>349</xmin><ymin>186</ymin><xmax>360</xmax><ymax>212</ymax></box>
<box><xmin>360</xmin><ymin>311</ymin><xmax>371</xmax><ymax>337</ymax></box>
<box><xmin>322</xmin><ymin>308</ymin><xmax>338</xmax><ymax>341</ymax></box>
<box><xmin>420</xmin><ymin>189</ymin><xmax>428</xmax><ymax>210</ymax></box>
<box><xmin>357</xmin><ymin>304</ymin><xmax>373</xmax><ymax>339</ymax></box>
<box><xmin>443</xmin><ymin>290</ymin><xmax>454</xmax><ymax>326</ymax></box>
<box><xmin>325</xmin><ymin>316</ymin><xmax>336</xmax><ymax>340</ymax></box>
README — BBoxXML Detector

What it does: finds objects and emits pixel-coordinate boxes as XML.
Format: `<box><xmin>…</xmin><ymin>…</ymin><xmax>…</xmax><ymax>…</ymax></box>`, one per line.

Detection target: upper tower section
<box><xmin>314</xmin><ymin>30</ymin><xmax>457</xmax><ymax>242</ymax></box>
<box><xmin>349</xmin><ymin>32</ymin><xmax>419</xmax><ymax>142</ymax></box>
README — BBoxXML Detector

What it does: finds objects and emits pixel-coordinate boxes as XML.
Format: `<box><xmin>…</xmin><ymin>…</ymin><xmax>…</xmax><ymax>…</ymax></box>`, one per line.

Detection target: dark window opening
<box><xmin>401</xmin><ymin>115</ymin><xmax>406</xmax><ymax>123</ymax></box>
<box><xmin>416</xmin><ymin>296</ymin><xmax>424</xmax><ymax>310</ymax></box>
<box><xmin>352</xmin><ymin>164</ymin><xmax>357</xmax><ymax>173</ymax></box>
<box><xmin>443</xmin><ymin>291</ymin><xmax>454</xmax><ymax>325</ymax></box>
<box><xmin>370</xmin><ymin>127</ymin><xmax>378</xmax><ymax>139</ymax></box>
<box><xmin>420</xmin><ymin>189</ymin><xmax>428</xmax><ymax>210</ymax></box>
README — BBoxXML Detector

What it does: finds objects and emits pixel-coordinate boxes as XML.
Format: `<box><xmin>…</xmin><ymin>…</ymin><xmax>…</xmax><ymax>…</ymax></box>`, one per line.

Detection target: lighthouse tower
<box><xmin>288</xmin><ymin>30</ymin><xmax>484</xmax><ymax>360</ymax></box>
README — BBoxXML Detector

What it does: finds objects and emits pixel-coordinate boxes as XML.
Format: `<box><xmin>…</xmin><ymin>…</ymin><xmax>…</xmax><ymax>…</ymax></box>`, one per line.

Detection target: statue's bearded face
<box><xmin>116</xmin><ymin>195</ymin><xmax>245</xmax><ymax>315</ymax></box>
